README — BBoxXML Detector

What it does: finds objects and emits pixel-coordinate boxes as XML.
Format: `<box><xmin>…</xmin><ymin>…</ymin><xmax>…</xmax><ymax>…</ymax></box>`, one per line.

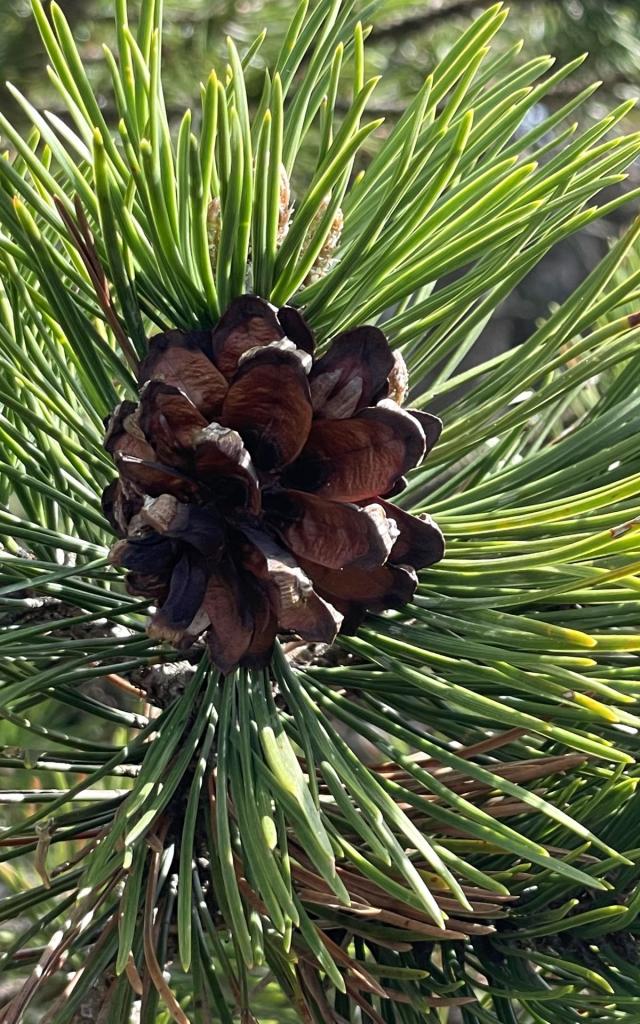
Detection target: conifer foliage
<box><xmin>1</xmin><ymin>1</ymin><xmax>640</xmax><ymax>1021</ymax></box>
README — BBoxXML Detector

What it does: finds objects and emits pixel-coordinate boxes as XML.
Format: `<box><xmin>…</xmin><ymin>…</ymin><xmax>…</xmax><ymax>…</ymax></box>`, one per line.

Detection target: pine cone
<box><xmin>102</xmin><ymin>295</ymin><xmax>444</xmax><ymax>673</ymax></box>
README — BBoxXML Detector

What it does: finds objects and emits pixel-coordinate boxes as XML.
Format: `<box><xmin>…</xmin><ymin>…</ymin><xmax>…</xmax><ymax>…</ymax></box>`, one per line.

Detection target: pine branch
<box><xmin>2</xmin><ymin>1</ymin><xmax>640</xmax><ymax>1021</ymax></box>
<box><xmin>371</xmin><ymin>0</ymin><xmax>522</xmax><ymax>40</ymax></box>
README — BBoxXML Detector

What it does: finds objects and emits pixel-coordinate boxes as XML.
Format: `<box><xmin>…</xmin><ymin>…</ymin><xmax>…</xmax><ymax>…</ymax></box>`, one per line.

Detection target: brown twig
<box><xmin>54</xmin><ymin>195</ymin><xmax>139</xmax><ymax>374</ymax></box>
<box><xmin>104</xmin><ymin>671</ymin><xmax>147</xmax><ymax>699</ymax></box>
<box><xmin>39</xmin><ymin>921</ymin><xmax>118</xmax><ymax>1024</ymax></box>
<box><xmin>0</xmin><ymin>871</ymin><xmax>122</xmax><ymax>1024</ymax></box>
<box><xmin>143</xmin><ymin>825</ymin><xmax>190</xmax><ymax>1024</ymax></box>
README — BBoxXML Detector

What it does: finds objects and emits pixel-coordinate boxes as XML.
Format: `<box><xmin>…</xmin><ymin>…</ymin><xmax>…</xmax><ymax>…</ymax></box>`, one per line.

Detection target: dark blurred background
<box><xmin>1</xmin><ymin>0</ymin><xmax>639</xmax><ymax>353</ymax></box>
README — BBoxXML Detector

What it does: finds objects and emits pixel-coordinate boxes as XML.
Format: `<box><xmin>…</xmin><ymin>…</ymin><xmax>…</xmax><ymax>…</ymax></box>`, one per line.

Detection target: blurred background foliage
<box><xmin>2</xmin><ymin>1</ymin><xmax>640</xmax><ymax>124</ymax></box>
<box><xmin>1</xmin><ymin>0</ymin><xmax>638</xmax><ymax>122</ymax></box>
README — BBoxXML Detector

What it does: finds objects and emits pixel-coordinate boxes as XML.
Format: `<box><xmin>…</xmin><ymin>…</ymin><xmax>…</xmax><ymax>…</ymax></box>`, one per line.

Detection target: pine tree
<box><xmin>1</xmin><ymin>2</ymin><xmax>640</xmax><ymax>1021</ymax></box>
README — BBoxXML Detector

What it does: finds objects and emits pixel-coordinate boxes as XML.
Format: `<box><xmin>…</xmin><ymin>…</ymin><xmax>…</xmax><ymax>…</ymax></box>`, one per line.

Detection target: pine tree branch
<box><xmin>371</xmin><ymin>0</ymin><xmax>528</xmax><ymax>41</ymax></box>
